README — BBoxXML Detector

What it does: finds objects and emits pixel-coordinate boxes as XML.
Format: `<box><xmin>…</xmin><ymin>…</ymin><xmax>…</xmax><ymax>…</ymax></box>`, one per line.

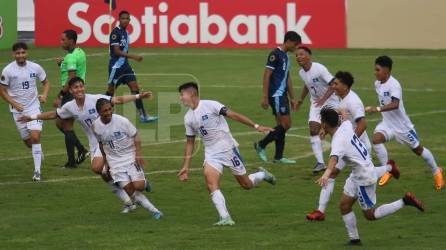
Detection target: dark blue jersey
<box><xmin>109</xmin><ymin>26</ymin><xmax>129</xmax><ymax>68</ymax></box>
<box><xmin>265</xmin><ymin>48</ymin><xmax>290</xmax><ymax>97</ymax></box>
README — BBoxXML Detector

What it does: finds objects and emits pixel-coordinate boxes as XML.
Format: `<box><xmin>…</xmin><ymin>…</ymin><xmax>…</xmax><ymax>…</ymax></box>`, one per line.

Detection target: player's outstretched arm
<box><xmin>317</xmin><ymin>155</ymin><xmax>338</xmax><ymax>186</ymax></box>
<box><xmin>177</xmin><ymin>136</ymin><xmax>195</xmax><ymax>181</ymax></box>
<box><xmin>17</xmin><ymin>110</ymin><xmax>58</xmax><ymax>122</ymax></box>
<box><xmin>112</xmin><ymin>45</ymin><xmax>143</xmax><ymax>62</ymax></box>
<box><xmin>112</xmin><ymin>91</ymin><xmax>153</xmax><ymax>104</ymax></box>
<box><xmin>0</xmin><ymin>85</ymin><xmax>24</xmax><ymax>112</ymax></box>
<box><xmin>261</xmin><ymin>68</ymin><xmax>272</xmax><ymax>110</ymax></box>
<box><xmin>226</xmin><ymin>110</ymin><xmax>274</xmax><ymax>133</ymax></box>
<box><xmin>39</xmin><ymin>79</ymin><xmax>51</xmax><ymax>104</ymax></box>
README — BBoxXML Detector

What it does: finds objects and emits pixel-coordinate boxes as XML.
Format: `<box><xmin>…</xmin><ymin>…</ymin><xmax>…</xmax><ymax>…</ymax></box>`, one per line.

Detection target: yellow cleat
<box><xmin>434</xmin><ymin>167</ymin><xmax>444</xmax><ymax>190</ymax></box>
<box><xmin>379</xmin><ymin>172</ymin><xmax>393</xmax><ymax>186</ymax></box>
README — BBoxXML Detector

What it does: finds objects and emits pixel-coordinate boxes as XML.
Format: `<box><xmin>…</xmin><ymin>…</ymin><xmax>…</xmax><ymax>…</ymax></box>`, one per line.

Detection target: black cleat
<box><xmin>64</xmin><ymin>162</ymin><xmax>77</xmax><ymax>169</ymax></box>
<box><xmin>76</xmin><ymin>150</ymin><xmax>90</xmax><ymax>165</ymax></box>
<box><xmin>347</xmin><ymin>239</ymin><xmax>362</xmax><ymax>246</ymax></box>
<box><xmin>403</xmin><ymin>192</ymin><xmax>425</xmax><ymax>212</ymax></box>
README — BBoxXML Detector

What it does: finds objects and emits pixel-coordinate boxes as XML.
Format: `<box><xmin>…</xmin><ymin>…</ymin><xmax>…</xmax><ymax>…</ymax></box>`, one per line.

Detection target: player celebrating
<box><xmin>19</xmin><ymin>77</ymin><xmax>153</xmax><ymax>212</ymax></box>
<box><xmin>0</xmin><ymin>42</ymin><xmax>51</xmax><ymax>181</ymax></box>
<box><xmin>93</xmin><ymin>98</ymin><xmax>162</xmax><ymax>219</ymax></box>
<box><xmin>317</xmin><ymin>108</ymin><xmax>425</xmax><ymax>245</ymax></box>
<box><xmin>254</xmin><ymin>31</ymin><xmax>301</xmax><ymax>164</ymax></box>
<box><xmin>105</xmin><ymin>10</ymin><xmax>157</xmax><ymax>123</ymax></box>
<box><xmin>306</xmin><ymin>71</ymin><xmax>399</xmax><ymax>221</ymax></box>
<box><xmin>295</xmin><ymin>46</ymin><xmax>340</xmax><ymax>173</ymax></box>
<box><xmin>366</xmin><ymin>56</ymin><xmax>444</xmax><ymax>190</ymax></box>
<box><xmin>177</xmin><ymin>82</ymin><xmax>276</xmax><ymax>226</ymax></box>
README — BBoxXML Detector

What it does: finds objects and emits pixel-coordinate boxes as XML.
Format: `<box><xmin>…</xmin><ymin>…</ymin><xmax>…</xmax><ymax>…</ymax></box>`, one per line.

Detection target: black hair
<box><xmin>284</xmin><ymin>31</ymin><xmax>302</xmax><ymax>43</ymax></box>
<box><xmin>320</xmin><ymin>107</ymin><xmax>339</xmax><ymax>128</ymax></box>
<box><xmin>68</xmin><ymin>76</ymin><xmax>84</xmax><ymax>87</ymax></box>
<box><xmin>335</xmin><ymin>71</ymin><xmax>354</xmax><ymax>88</ymax></box>
<box><xmin>12</xmin><ymin>42</ymin><xmax>28</xmax><ymax>51</ymax></box>
<box><xmin>63</xmin><ymin>29</ymin><xmax>78</xmax><ymax>43</ymax></box>
<box><xmin>298</xmin><ymin>46</ymin><xmax>312</xmax><ymax>55</ymax></box>
<box><xmin>178</xmin><ymin>82</ymin><xmax>199</xmax><ymax>95</ymax></box>
<box><xmin>119</xmin><ymin>10</ymin><xmax>130</xmax><ymax>18</ymax></box>
<box><xmin>375</xmin><ymin>56</ymin><xmax>393</xmax><ymax>71</ymax></box>
<box><xmin>96</xmin><ymin>98</ymin><xmax>112</xmax><ymax>113</ymax></box>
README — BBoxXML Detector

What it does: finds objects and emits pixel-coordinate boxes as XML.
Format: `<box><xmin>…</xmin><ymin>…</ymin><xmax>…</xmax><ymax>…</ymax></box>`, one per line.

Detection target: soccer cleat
<box><xmin>145</xmin><ymin>179</ymin><xmax>152</xmax><ymax>193</ymax></box>
<box><xmin>76</xmin><ymin>150</ymin><xmax>90</xmax><ymax>165</ymax></box>
<box><xmin>152</xmin><ymin>211</ymin><xmax>163</xmax><ymax>220</ymax></box>
<box><xmin>254</xmin><ymin>142</ymin><xmax>268</xmax><ymax>162</ymax></box>
<box><xmin>258</xmin><ymin>167</ymin><xmax>276</xmax><ymax>185</ymax></box>
<box><xmin>312</xmin><ymin>163</ymin><xmax>326</xmax><ymax>174</ymax></box>
<box><xmin>272</xmin><ymin>158</ymin><xmax>296</xmax><ymax>164</ymax></box>
<box><xmin>403</xmin><ymin>192</ymin><xmax>425</xmax><ymax>212</ymax></box>
<box><xmin>387</xmin><ymin>160</ymin><xmax>400</xmax><ymax>180</ymax></box>
<box><xmin>378</xmin><ymin>160</ymin><xmax>396</xmax><ymax>186</ymax></box>
<box><xmin>121</xmin><ymin>204</ymin><xmax>137</xmax><ymax>214</ymax></box>
<box><xmin>32</xmin><ymin>171</ymin><xmax>41</xmax><ymax>182</ymax></box>
<box><xmin>140</xmin><ymin>115</ymin><xmax>158</xmax><ymax>123</ymax></box>
<box><xmin>347</xmin><ymin>239</ymin><xmax>362</xmax><ymax>246</ymax></box>
<box><xmin>213</xmin><ymin>217</ymin><xmax>235</xmax><ymax>226</ymax></box>
<box><xmin>63</xmin><ymin>162</ymin><xmax>77</xmax><ymax>169</ymax></box>
<box><xmin>433</xmin><ymin>167</ymin><xmax>444</xmax><ymax>190</ymax></box>
<box><xmin>306</xmin><ymin>210</ymin><xmax>325</xmax><ymax>221</ymax></box>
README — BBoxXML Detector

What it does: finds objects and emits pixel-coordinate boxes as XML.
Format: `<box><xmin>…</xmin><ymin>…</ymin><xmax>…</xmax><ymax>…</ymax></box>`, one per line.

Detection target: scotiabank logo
<box><xmin>35</xmin><ymin>0</ymin><xmax>346</xmax><ymax>48</ymax></box>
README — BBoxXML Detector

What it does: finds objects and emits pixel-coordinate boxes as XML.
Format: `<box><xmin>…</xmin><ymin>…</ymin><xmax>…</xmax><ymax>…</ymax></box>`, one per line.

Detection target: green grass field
<box><xmin>0</xmin><ymin>47</ymin><xmax>445</xmax><ymax>249</ymax></box>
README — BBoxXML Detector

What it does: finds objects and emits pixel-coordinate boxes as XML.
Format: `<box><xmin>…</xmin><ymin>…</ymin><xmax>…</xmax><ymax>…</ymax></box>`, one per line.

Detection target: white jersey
<box><xmin>338</xmin><ymin>90</ymin><xmax>366</xmax><ymax>130</ymax></box>
<box><xmin>374</xmin><ymin>75</ymin><xmax>414</xmax><ymax>133</ymax></box>
<box><xmin>0</xmin><ymin>60</ymin><xmax>46</xmax><ymax>113</ymax></box>
<box><xmin>184</xmin><ymin>100</ymin><xmax>238</xmax><ymax>156</ymax></box>
<box><xmin>298</xmin><ymin>62</ymin><xmax>340</xmax><ymax>106</ymax></box>
<box><xmin>330</xmin><ymin>121</ymin><xmax>377</xmax><ymax>186</ymax></box>
<box><xmin>93</xmin><ymin>114</ymin><xmax>137</xmax><ymax>171</ymax></box>
<box><xmin>56</xmin><ymin>94</ymin><xmax>111</xmax><ymax>146</ymax></box>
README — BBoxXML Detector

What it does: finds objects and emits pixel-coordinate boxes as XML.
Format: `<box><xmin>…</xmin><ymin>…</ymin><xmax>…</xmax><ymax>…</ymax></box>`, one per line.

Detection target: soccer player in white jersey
<box><xmin>93</xmin><ymin>98</ymin><xmax>162</xmax><ymax>219</ymax></box>
<box><xmin>176</xmin><ymin>82</ymin><xmax>277</xmax><ymax>226</ymax></box>
<box><xmin>19</xmin><ymin>77</ymin><xmax>153</xmax><ymax>212</ymax></box>
<box><xmin>0</xmin><ymin>42</ymin><xmax>51</xmax><ymax>181</ymax></box>
<box><xmin>317</xmin><ymin>108</ymin><xmax>424</xmax><ymax>246</ymax></box>
<box><xmin>365</xmin><ymin>56</ymin><xmax>444</xmax><ymax>190</ymax></box>
<box><xmin>295</xmin><ymin>47</ymin><xmax>340</xmax><ymax>173</ymax></box>
<box><xmin>306</xmin><ymin>71</ymin><xmax>400</xmax><ymax>221</ymax></box>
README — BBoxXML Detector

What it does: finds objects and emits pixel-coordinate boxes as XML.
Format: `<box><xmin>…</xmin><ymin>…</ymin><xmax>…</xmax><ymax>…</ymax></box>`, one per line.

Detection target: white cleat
<box><xmin>32</xmin><ymin>171</ymin><xmax>41</xmax><ymax>182</ymax></box>
<box><xmin>121</xmin><ymin>203</ymin><xmax>137</xmax><ymax>214</ymax></box>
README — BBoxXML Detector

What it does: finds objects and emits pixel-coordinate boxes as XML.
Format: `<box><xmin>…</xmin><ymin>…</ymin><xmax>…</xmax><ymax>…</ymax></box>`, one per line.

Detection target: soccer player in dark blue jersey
<box><xmin>254</xmin><ymin>31</ymin><xmax>301</xmax><ymax>164</ymax></box>
<box><xmin>105</xmin><ymin>10</ymin><xmax>158</xmax><ymax>123</ymax></box>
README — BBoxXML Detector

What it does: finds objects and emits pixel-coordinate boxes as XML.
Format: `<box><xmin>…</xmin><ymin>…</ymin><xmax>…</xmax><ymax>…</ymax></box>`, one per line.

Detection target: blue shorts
<box><xmin>269</xmin><ymin>95</ymin><xmax>290</xmax><ymax>116</ymax></box>
<box><xmin>108</xmin><ymin>63</ymin><xmax>137</xmax><ymax>86</ymax></box>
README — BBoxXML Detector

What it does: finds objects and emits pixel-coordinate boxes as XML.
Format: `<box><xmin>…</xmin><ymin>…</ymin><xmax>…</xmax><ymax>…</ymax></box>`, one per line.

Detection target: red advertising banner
<box><xmin>35</xmin><ymin>0</ymin><xmax>346</xmax><ymax>48</ymax></box>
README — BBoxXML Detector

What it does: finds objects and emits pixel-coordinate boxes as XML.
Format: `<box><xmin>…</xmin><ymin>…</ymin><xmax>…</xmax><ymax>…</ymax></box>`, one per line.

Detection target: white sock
<box><xmin>248</xmin><ymin>171</ymin><xmax>266</xmax><ymax>187</ymax></box>
<box><xmin>342</xmin><ymin>211</ymin><xmax>360</xmax><ymax>240</ymax></box>
<box><xmin>211</xmin><ymin>189</ymin><xmax>230</xmax><ymax>219</ymax></box>
<box><xmin>32</xmin><ymin>144</ymin><xmax>42</xmax><ymax>173</ymax></box>
<box><xmin>107</xmin><ymin>180</ymin><xmax>132</xmax><ymax>205</ymax></box>
<box><xmin>132</xmin><ymin>191</ymin><xmax>159</xmax><ymax>213</ymax></box>
<box><xmin>318</xmin><ymin>178</ymin><xmax>335</xmax><ymax>213</ymax></box>
<box><xmin>311</xmin><ymin>136</ymin><xmax>324</xmax><ymax>164</ymax></box>
<box><xmin>420</xmin><ymin>147</ymin><xmax>439</xmax><ymax>175</ymax></box>
<box><xmin>373</xmin><ymin>143</ymin><xmax>388</xmax><ymax>166</ymax></box>
<box><xmin>374</xmin><ymin>164</ymin><xmax>391</xmax><ymax>178</ymax></box>
<box><xmin>373</xmin><ymin>199</ymin><xmax>404</xmax><ymax>219</ymax></box>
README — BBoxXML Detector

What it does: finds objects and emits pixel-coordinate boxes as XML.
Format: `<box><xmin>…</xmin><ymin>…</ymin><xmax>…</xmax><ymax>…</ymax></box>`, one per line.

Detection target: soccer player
<box><xmin>18</xmin><ymin>77</ymin><xmax>153</xmax><ymax>212</ymax></box>
<box><xmin>254</xmin><ymin>31</ymin><xmax>301</xmax><ymax>164</ymax></box>
<box><xmin>0</xmin><ymin>42</ymin><xmax>51</xmax><ymax>181</ymax></box>
<box><xmin>177</xmin><ymin>82</ymin><xmax>277</xmax><ymax>226</ymax></box>
<box><xmin>317</xmin><ymin>108</ymin><xmax>425</xmax><ymax>245</ymax></box>
<box><xmin>306</xmin><ymin>71</ymin><xmax>399</xmax><ymax>221</ymax></box>
<box><xmin>365</xmin><ymin>56</ymin><xmax>444</xmax><ymax>190</ymax></box>
<box><xmin>93</xmin><ymin>98</ymin><xmax>162</xmax><ymax>219</ymax></box>
<box><xmin>105</xmin><ymin>10</ymin><xmax>157</xmax><ymax>123</ymax></box>
<box><xmin>295</xmin><ymin>46</ymin><xmax>340</xmax><ymax>173</ymax></box>
<box><xmin>54</xmin><ymin>29</ymin><xmax>89</xmax><ymax>168</ymax></box>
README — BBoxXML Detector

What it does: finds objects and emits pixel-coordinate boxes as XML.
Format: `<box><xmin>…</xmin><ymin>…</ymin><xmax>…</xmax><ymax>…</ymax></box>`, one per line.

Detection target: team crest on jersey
<box><xmin>202</xmin><ymin>114</ymin><xmax>209</xmax><ymax>121</ymax></box>
<box><xmin>312</xmin><ymin>78</ymin><xmax>320</xmax><ymax>83</ymax></box>
<box><xmin>269</xmin><ymin>55</ymin><xmax>276</xmax><ymax>62</ymax></box>
<box><xmin>113</xmin><ymin>131</ymin><xmax>122</xmax><ymax>138</ymax></box>
<box><xmin>384</xmin><ymin>91</ymin><xmax>390</xmax><ymax>96</ymax></box>
<box><xmin>88</xmin><ymin>108</ymin><xmax>96</xmax><ymax>114</ymax></box>
<box><xmin>30</xmin><ymin>73</ymin><xmax>36</xmax><ymax>78</ymax></box>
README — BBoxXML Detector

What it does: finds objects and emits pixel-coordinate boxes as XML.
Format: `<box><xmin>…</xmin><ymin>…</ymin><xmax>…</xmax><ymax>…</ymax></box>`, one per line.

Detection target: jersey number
<box><xmin>21</xmin><ymin>81</ymin><xmax>29</xmax><ymax>89</ymax></box>
<box><xmin>84</xmin><ymin>118</ymin><xmax>93</xmax><ymax>127</ymax></box>
<box><xmin>351</xmin><ymin>135</ymin><xmax>368</xmax><ymax>160</ymax></box>
<box><xmin>230</xmin><ymin>156</ymin><xmax>241</xmax><ymax>167</ymax></box>
<box><xmin>199</xmin><ymin>126</ymin><xmax>208</xmax><ymax>136</ymax></box>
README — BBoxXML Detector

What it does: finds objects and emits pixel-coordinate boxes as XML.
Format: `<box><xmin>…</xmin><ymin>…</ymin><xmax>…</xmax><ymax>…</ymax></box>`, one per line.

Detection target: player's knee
<box><xmin>23</xmin><ymin>140</ymin><xmax>32</xmax><ymax>148</ymax></box>
<box><xmin>91</xmin><ymin>163</ymin><xmax>103</xmax><ymax>175</ymax></box>
<box><xmin>132</xmin><ymin>181</ymin><xmax>145</xmax><ymax>191</ymax></box>
<box><xmin>339</xmin><ymin>202</ymin><xmax>352</xmax><ymax>214</ymax></box>
<box><xmin>364</xmin><ymin>210</ymin><xmax>376</xmax><ymax>221</ymax></box>
<box><xmin>413</xmin><ymin>145</ymin><xmax>423</xmax><ymax>156</ymax></box>
<box><xmin>240</xmin><ymin>181</ymin><xmax>253</xmax><ymax>190</ymax></box>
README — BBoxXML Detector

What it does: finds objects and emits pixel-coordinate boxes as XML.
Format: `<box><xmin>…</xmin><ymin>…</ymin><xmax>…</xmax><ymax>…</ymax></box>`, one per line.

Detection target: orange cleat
<box><xmin>434</xmin><ymin>167</ymin><xmax>444</xmax><ymax>190</ymax></box>
<box><xmin>379</xmin><ymin>160</ymin><xmax>396</xmax><ymax>187</ymax></box>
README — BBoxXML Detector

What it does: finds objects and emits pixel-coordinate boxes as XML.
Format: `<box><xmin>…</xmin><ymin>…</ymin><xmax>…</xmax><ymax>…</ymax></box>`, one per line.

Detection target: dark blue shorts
<box><xmin>269</xmin><ymin>95</ymin><xmax>290</xmax><ymax>116</ymax></box>
<box><xmin>108</xmin><ymin>63</ymin><xmax>137</xmax><ymax>86</ymax></box>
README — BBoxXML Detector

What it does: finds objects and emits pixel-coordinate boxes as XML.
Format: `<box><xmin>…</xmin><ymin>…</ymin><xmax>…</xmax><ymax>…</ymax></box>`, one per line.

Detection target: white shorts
<box><xmin>111</xmin><ymin>163</ymin><xmax>146</xmax><ymax>188</ymax></box>
<box><xmin>308</xmin><ymin>101</ymin><xmax>339</xmax><ymax>123</ymax></box>
<box><xmin>374</xmin><ymin>122</ymin><xmax>420</xmax><ymax>149</ymax></box>
<box><xmin>12</xmin><ymin>109</ymin><xmax>43</xmax><ymax>140</ymax></box>
<box><xmin>343</xmin><ymin>176</ymin><xmax>376</xmax><ymax>210</ymax></box>
<box><xmin>204</xmin><ymin>148</ymin><xmax>247</xmax><ymax>176</ymax></box>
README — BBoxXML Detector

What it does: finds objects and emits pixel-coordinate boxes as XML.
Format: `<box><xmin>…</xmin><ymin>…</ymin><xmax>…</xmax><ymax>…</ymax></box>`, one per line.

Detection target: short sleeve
<box><xmin>184</xmin><ymin>117</ymin><xmax>195</xmax><ymax>137</ymax></box>
<box><xmin>319</xmin><ymin>64</ymin><xmax>334</xmax><ymax>85</ymax></box>
<box><xmin>350</xmin><ymin>100</ymin><xmax>365</xmax><ymax>121</ymax></box>
<box><xmin>330</xmin><ymin>136</ymin><xmax>346</xmax><ymax>159</ymax></box>
<box><xmin>56</xmin><ymin>104</ymin><xmax>73</xmax><ymax>119</ymax></box>
<box><xmin>210</xmin><ymin>101</ymin><xmax>225</xmax><ymax>115</ymax></box>
<box><xmin>265</xmin><ymin>51</ymin><xmax>278</xmax><ymax>70</ymax></box>
<box><xmin>390</xmin><ymin>81</ymin><xmax>402</xmax><ymax>100</ymax></box>
<box><xmin>64</xmin><ymin>54</ymin><xmax>77</xmax><ymax>72</ymax></box>
<box><xmin>123</xmin><ymin>117</ymin><xmax>137</xmax><ymax>137</ymax></box>
<box><xmin>0</xmin><ymin>69</ymin><xmax>10</xmax><ymax>86</ymax></box>
<box><xmin>35</xmin><ymin>64</ymin><xmax>47</xmax><ymax>82</ymax></box>
<box><xmin>110</xmin><ymin>29</ymin><xmax>121</xmax><ymax>46</ymax></box>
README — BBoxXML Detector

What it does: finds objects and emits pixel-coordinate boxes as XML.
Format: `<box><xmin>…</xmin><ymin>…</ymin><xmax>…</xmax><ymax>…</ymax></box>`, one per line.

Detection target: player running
<box><xmin>295</xmin><ymin>46</ymin><xmax>340</xmax><ymax>173</ymax></box>
<box><xmin>93</xmin><ymin>98</ymin><xmax>162</xmax><ymax>219</ymax></box>
<box><xmin>365</xmin><ymin>56</ymin><xmax>444</xmax><ymax>190</ymax></box>
<box><xmin>0</xmin><ymin>42</ymin><xmax>51</xmax><ymax>181</ymax></box>
<box><xmin>306</xmin><ymin>71</ymin><xmax>398</xmax><ymax>221</ymax></box>
<box><xmin>105</xmin><ymin>10</ymin><xmax>157</xmax><ymax>123</ymax></box>
<box><xmin>18</xmin><ymin>77</ymin><xmax>153</xmax><ymax>212</ymax></box>
<box><xmin>177</xmin><ymin>82</ymin><xmax>277</xmax><ymax>226</ymax></box>
<box><xmin>317</xmin><ymin>107</ymin><xmax>425</xmax><ymax>245</ymax></box>
<box><xmin>254</xmin><ymin>31</ymin><xmax>301</xmax><ymax>164</ymax></box>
